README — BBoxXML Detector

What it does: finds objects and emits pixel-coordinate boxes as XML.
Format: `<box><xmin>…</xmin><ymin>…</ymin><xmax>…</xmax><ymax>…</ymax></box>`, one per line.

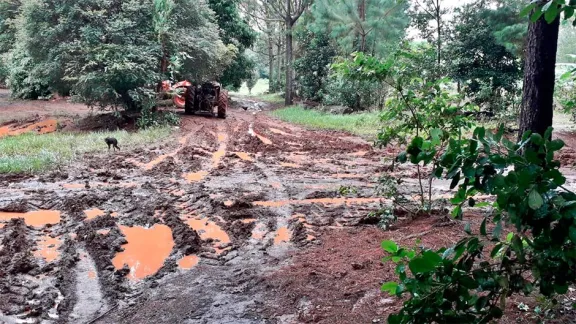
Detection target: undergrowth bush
<box><xmin>382</xmin><ymin>126</ymin><xmax>576</xmax><ymax>323</ymax></box>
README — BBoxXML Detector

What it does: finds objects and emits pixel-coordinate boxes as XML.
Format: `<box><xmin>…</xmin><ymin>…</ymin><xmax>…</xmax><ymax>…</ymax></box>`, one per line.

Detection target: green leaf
<box><xmin>520</xmin><ymin>2</ymin><xmax>538</xmax><ymax>17</ymax></box>
<box><xmin>542</xmin><ymin>1</ymin><xmax>553</xmax><ymax>12</ymax></box>
<box><xmin>450</xmin><ymin>172</ymin><xmax>461</xmax><ymax>190</ymax></box>
<box><xmin>409</xmin><ymin>255</ymin><xmax>441</xmax><ymax>274</ymax></box>
<box><xmin>548</xmin><ymin>139</ymin><xmax>565</xmax><ymax>151</ymax></box>
<box><xmin>452</xmin><ymin>205</ymin><xmax>463</xmax><ymax>219</ymax></box>
<box><xmin>506</xmin><ymin>232</ymin><xmax>514</xmax><ymax>243</ymax></box>
<box><xmin>531</xmin><ymin>133</ymin><xmax>544</xmax><ymax>146</ymax></box>
<box><xmin>529</xmin><ymin>189</ymin><xmax>544</xmax><ymax>210</ymax></box>
<box><xmin>480</xmin><ymin>218</ymin><xmax>487</xmax><ymax>236</ymax></box>
<box><xmin>512</xmin><ymin>235</ymin><xmax>525</xmax><ymax>261</ymax></box>
<box><xmin>397</xmin><ymin>151</ymin><xmax>407</xmax><ymax>163</ymax></box>
<box><xmin>382</xmin><ymin>240</ymin><xmax>399</xmax><ymax>253</ymax></box>
<box><xmin>545</xmin><ymin>3</ymin><xmax>560</xmax><ymax>23</ymax></box>
<box><xmin>433</xmin><ymin>167</ymin><xmax>444</xmax><ymax>178</ymax></box>
<box><xmin>566</xmin><ymin>6</ymin><xmax>576</xmax><ymax>20</ymax></box>
<box><xmin>422</xmin><ymin>250</ymin><xmax>443</xmax><ymax>265</ymax></box>
<box><xmin>491</xmin><ymin>243</ymin><xmax>504</xmax><ymax>257</ymax></box>
<box><xmin>459</xmin><ymin>275</ymin><xmax>479</xmax><ymax>289</ymax></box>
<box><xmin>381</xmin><ymin>281</ymin><xmax>399</xmax><ymax>295</ymax></box>
<box><xmin>569</xmin><ymin>227</ymin><xmax>576</xmax><ymax>244</ymax></box>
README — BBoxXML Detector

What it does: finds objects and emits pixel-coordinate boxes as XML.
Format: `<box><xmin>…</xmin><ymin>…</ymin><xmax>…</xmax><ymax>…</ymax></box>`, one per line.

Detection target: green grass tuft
<box><xmin>0</xmin><ymin>127</ymin><xmax>173</xmax><ymax>173</ymax></box>
<box><xmin>269</xmin><ymin>106</ymin><xmax>381</xmax><ymax>138</ymax></box>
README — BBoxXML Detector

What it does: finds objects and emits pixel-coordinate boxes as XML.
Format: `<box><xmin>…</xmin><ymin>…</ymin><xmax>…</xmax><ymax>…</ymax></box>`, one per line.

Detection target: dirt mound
<box><xmin>60</xmin><ymin>192</ymin><xmax>111</xmax><ymax>215</ymax></box>
<box><xmin>0</xmin><ymin>199</ymin><xmax>30</xmax><ymax>213</ymax></box>
<box><xmin>72</xmin><ymin>113</ymin><xmax>136</xmax><ymax>132</ymax></box>
<box><xmin>163</xmin><ymin>209</ymin><xmax>202</xmax><ymax>255</ymax></box>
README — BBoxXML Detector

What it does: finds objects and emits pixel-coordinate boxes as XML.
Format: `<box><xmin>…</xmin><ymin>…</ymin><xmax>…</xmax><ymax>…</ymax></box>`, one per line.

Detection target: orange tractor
<box><xmin>162</xmin><ymin>80</ymin><xmax>228</xmax><ymax>119</ymax></box>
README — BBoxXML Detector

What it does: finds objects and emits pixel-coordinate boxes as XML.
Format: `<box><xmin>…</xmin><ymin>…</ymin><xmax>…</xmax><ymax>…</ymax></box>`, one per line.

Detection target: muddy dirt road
<box><xmin>0</xmin><ymin>97</ymin><xmax>408</xmax><ymax>324</ymax></box>
<box><xmin>2</xmin><ymin>96</ymin><xmax>576</xmax><ymax>324</ymax></box>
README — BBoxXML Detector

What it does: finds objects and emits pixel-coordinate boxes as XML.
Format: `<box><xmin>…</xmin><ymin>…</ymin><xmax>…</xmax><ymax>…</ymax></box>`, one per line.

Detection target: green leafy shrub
<box><xmin>382</xmin><ymin>126</ymin><xmax>576</xmax><ymax>323</ymax></box>
<box><xmin>294</xmin><ymin>30</ymin><xmax>337</xmax><ymax>102</ymax></box>
<box><xmin>333</xmin><ymin>49</ymin><xmax>477</xmax><ymax>210</ymax></box>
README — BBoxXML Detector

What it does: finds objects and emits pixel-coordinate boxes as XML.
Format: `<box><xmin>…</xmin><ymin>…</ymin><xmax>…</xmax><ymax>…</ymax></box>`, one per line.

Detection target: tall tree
<box><xmin>265</xmin><ymin>0</ymin><xmax>313</xmax><ymax>106</ymax></box>
<box><xmin>311</xmin><ymin>0</ymin><xmax>409</xmax><ymax>57</ymax></box>
<box><xmin>519</xmin><ymin>2</ymin><xmax>562</xmax><ymax>137</ymax></box>
<box><xmin>447</xmin><ymin>1</ymin><xmax>523</xmax><ymax>113</ymax></box>
<box><xmin>11</xmin><ymin>0</ymin><xmax>232</xmax><ymax>107</ymax></box>
<box><xmin>208</xmin><ymin>0</ymin><xmax>257</xmax><ymax>90</ymax></box>
<box><xmin>0</xmin><ymin>0</ymin><xmax>21</xmax><ymax>84</ymax></box>
<box><xmin>410</xmin><ymin>0</ymin><xmax>449</xmax><ymax>70</ymax></box>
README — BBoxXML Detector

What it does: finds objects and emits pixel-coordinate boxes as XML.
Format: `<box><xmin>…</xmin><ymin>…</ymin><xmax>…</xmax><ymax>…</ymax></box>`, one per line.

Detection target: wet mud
<box><xmin>3</xmin><ymin>98</ymin><xmax>574</xmax><ymax>323</ymax></box>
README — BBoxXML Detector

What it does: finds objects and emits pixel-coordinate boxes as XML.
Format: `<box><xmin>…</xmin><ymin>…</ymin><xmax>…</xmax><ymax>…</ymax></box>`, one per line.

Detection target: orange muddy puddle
<box><xmin>186</xmin><ymin>218</ymin><xmax>230</xmax><ymax>245</ymax></box>
<box><xmin>255</xmin><ymin>133</ymin><xmax>273</xmax><ymax>145</ymax></box>
<box><xmin>274</xmin><ymin>227</ymin><xmax>292</xmax><ymax>245</ymax></box>
<box><xmin>241</xmin><ymin>218</ymin><xmax>256</xmax><ymax>224</ymax></box>
<box><xmin>0</xmin><ymin>210</ymin><xmax>61</xmax><ymax>227</ymax></box>
<box><xmin>212</xmin><ymin>132</ymin><xmax>228</xmax><ymax>168</ymax></box>
<box><xmin>0</xmin><ymin>223</ymin><xmax>5</xmax><ymax>229</ymax></box>
<box><xmin>184</xmin><ymin>171</ymin><xmax>208</xmax><ymax>183</ymax></box>
<box><xmin>34</xmin><ymin>236</ymin><xmax>62</xmax><ymax>262</ymax></box>
<box><xmin>253</xmin><ymin>197</ymin><xmax>384</xmax><ymax>208</ymax></box>
<box><xmin>235</xmin><ymin>152</ymin><xmax>254</xmax><ymax>162</ymax></box>
<box><xmin>0</xmin><ymin>119</ymin><xmax>58</xmax><ymax>138</ymax></box>
<box><xmin>280</xmin><ymin>162</ymin><xmax>302</xmax><ymax>168</ymax></box>
<box><xmin>88</xmin><ymin>271</ymin><xmax>97</xmax><ymax>279</ymax></box>
<box><xmin>270</xmin><ymin>182</ymin><xmax>282</xmax><ymax>189</ymax></box>
<box><xmin>84</xmin><ymin>208</ymin><xmax>104</xmax><ymax>220</ymax></box>
<box><xmin>224</xmin><ymin>201</ymin><xmax>234</xmax><ymax>207</ymax></box>
<box><xmin>112</xmin><ymin>224</ymin><xmax>175</xmax><ymax>280</ymax></box>
<box><xmin>177</xmin><ymin>255</ymin><xmax>200</xmax><ymax>270</ymax></box>
<box><xmin>144</xmin><ymin>154</ymin><xmax>171</xmax><ymax>170</ymax></box>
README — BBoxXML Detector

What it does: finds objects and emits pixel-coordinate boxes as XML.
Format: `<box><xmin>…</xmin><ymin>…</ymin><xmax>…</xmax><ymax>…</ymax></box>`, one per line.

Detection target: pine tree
<box><xmin>312</xmin><ymin>0</ymin><xmax>409</xmax><ymax>57</ymax></box>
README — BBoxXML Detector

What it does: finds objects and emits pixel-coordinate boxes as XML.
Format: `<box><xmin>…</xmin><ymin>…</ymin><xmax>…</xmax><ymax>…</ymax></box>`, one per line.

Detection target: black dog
<box><xmin>105</xmin><ymin>137</ymin><xmax>120</xmax><ymax>151</ymax></box>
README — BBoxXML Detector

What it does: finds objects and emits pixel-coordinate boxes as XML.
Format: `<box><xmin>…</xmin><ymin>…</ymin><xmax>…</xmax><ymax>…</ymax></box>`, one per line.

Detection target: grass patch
<box><xmin>229</xmin><ymin>78</ymin><xmax>284</xmax><ymax>104</ymax></box>
<box><xmin>269</xmin><ymin>106</ymin><xmax>381</xmax><ymax>138</ymax></box>
<box><xmin>0</xmin><ymin>127</ymin><xmax>174</xmax><ymax>173</ymax></box>
<box><xmin>230</xmin><ymin>79</ymin><xmax>270</xmax><ymax>96</ymax></box>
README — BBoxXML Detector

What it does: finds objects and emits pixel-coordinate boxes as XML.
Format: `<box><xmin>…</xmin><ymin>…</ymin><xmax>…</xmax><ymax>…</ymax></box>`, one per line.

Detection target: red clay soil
<box><xmin>264</xmin><ymin>215</ymin><xmax>468</xmax><ymax>323</ymax></box>
<box><xmin>266</xmin><ymin>212</ymin><xmax>576</xmax><ymax>324</ymax></box>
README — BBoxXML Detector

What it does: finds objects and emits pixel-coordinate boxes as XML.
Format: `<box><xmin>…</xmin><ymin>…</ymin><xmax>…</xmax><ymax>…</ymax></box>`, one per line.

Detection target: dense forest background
<box><xmin>0</xmin><ymin>0</ymin><xmax>574</xmax><ymax>120</ymax></box>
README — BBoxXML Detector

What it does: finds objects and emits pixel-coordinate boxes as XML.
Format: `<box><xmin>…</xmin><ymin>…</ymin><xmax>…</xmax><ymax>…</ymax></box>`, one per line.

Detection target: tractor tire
<box><xmin>184</xmin><ymin>86</ymin><xmax>195</xmax><ymax>115</ymax></box>
<box><xmin>217</xmin><ymin>90</ymin><xmax>228</xmax><ymax>119</ymax></box>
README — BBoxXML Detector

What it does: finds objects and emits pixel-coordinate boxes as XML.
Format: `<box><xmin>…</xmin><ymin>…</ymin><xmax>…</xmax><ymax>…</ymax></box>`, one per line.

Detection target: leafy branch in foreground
<box><xmin>381</xmin><ymin>126</ymin><xmax>576</xmax><ymax>323</ymax></box>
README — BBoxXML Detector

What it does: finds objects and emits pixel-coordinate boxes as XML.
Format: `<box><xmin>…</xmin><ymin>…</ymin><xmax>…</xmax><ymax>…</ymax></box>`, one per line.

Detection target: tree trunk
<box><xmin>285</xmin><ymin>17</ymin><xmax>294</xmax><ymax>106</ymax></box>
<box><xmin>266</xmin><ymin>6</ymin><xmax>275</xmax><ymax>92</ymax></box>
<box><xmin>519</xmin><ymin>15</ymin><xmax>560</xmax><ymax>138</ymax></box>
<box><xmin>435</xmin><ymin>0</ymin><xmax>441</xmax><ymax>70</ymax></box>
<box><xmin>358</xmin><ymin>0</ymin><xmax>366</xmax><ymax>52</ymax></box>
<box><xmin>277</xmin><ymin>38</ymin><xmax>282</xmax><ymax>91</ymax></box>
<box><xmin>268</xmin><ymin>48</ymin><xmax>275</xmax><ymax>92</ymax></box>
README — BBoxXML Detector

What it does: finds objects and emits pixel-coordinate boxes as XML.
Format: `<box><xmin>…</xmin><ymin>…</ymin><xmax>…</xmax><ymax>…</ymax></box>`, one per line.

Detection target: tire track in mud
<box><xmin>0</xmin><ymin>103</ymin><xmax>394</xmax><ymax>323</ymax></box>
